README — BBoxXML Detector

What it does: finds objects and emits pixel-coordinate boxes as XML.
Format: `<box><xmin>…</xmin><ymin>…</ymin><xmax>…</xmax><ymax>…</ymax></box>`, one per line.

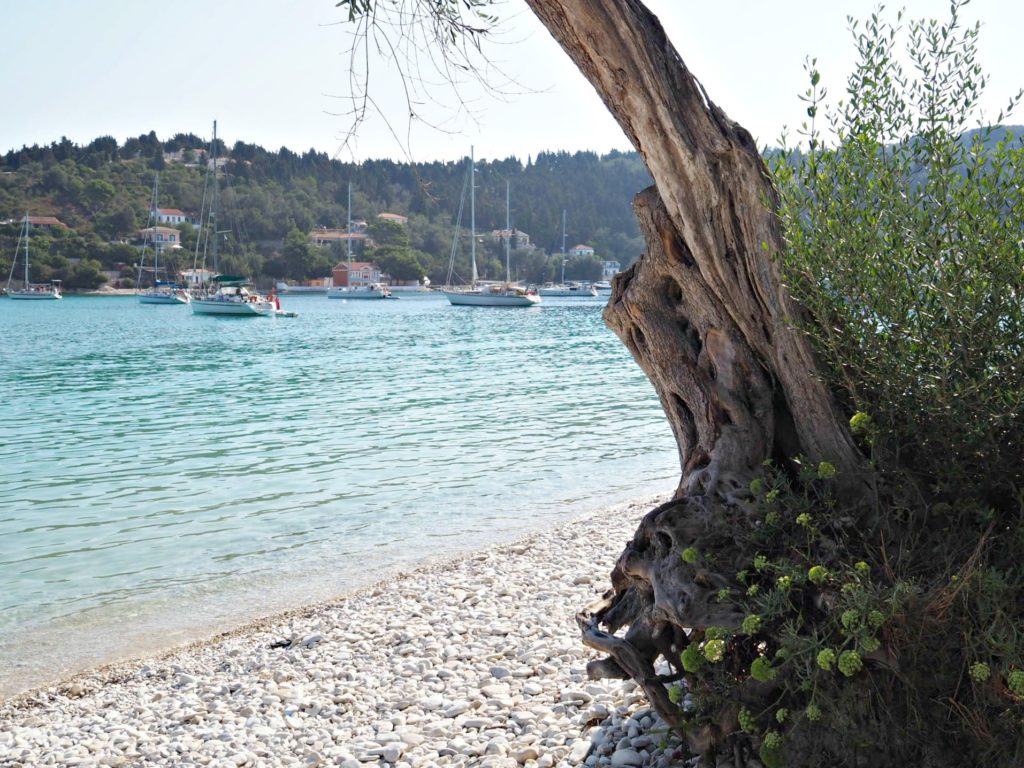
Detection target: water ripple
<box><xmin>0</xmin><ymin>293</ymin><xmax>677</xmax><ymax>697</ymax></box>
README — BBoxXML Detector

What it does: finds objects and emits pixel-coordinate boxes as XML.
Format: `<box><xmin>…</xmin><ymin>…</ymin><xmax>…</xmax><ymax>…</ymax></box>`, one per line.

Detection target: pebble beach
<box><xmin>0</xmin><ymin>495</ymin><xmax>695</xmax><ymax>768</ymax></box>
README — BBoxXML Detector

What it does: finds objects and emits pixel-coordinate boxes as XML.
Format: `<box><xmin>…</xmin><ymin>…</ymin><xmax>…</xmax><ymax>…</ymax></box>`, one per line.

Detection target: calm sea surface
<box><xmin>0</xmin><ymin>292</ymin><xmax>677</xmax><ymax>698</ymax></box>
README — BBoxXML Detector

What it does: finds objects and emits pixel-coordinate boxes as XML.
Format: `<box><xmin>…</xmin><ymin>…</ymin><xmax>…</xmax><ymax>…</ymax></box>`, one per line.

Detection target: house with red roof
<box><xmin>331</xmin><ymin>260</ymin><xmax>386</xmax><ymax>288</ymax></box>
<box><xmin>25</xmin><ymin>215</ymin><xmax>68</xmax><ymax>230</ymax></box>
<box><xmin>309</xmin><ymin>228</ymin><xmax>369</xmax><ymax>248</ymax></box>
<box><xmin>153</xmin><ymin>207</ymin><xmax>189</xmax><ymax>225</ymax></box>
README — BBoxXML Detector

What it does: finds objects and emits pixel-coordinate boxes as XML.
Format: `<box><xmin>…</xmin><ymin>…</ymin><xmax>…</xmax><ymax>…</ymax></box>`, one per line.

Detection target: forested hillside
<box><xmin>0</xmin><ymin>132</ymin><xmax>651</xmax><ymax>289</ymax></box>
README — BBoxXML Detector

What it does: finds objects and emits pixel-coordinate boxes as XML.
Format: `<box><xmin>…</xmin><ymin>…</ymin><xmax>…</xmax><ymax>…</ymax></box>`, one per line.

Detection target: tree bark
<box><xmin>524</xmin><ymin>0</ymin><xmax>863</xmax><ymax>495</ymax></box>
<box><xmin>522</xmin><ymin>0</ymin><xmax>869</xmax><ymax>745</ymax></box>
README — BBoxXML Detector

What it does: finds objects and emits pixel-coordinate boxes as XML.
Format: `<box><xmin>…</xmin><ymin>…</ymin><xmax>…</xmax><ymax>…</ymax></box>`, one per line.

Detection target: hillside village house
<box><xmin>151</xmin><ymin>207</ymin><xmax>190</xmax><ymax>225</ymax></box>
<box><xmin>135</xmin><ymin>226</ymin><xmax>182</xmax><ymax>251</ymax></box>
<box><xmin>309</xmin><ymin>228</ymin><xmax>369</xmax><ymax>249</ymax></box>
<box><xmin>602</xmin><ymin>260</ymin><xmax>621</xmax><ymax>278</ymax></box>
<box><xmin>489</xmin><ymin>228</ymin><xmax>533</xmax><ymax>249</ymax></box>
<box><xmin>332</xmin><ymin>261</ymin><xmax>386</xmax><ymax>288</ymax></box>
<box><xmin>310</xmin><ymin>212</ymin><xmax>406</xmax><ymax>250</ymax></box>
<box><xmin>20</xmin><ymin>215</ymin><xmax>68</xmax><ymax>232</ymax></box>
<box><xmin>569</xmin><ymin>244</ymin><xmax>595</xmax><ymax>257</ymax></box>
<box><xmin>181</xmin><ymin>268</ymin><xmax>216</xmax><ymax>287</ymax></box>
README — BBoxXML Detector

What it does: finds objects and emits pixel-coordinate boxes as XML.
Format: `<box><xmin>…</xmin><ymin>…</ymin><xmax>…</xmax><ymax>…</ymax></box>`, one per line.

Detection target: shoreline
<box><xmin>0</xmin><ymin>494</ymin><xmax>692</xmax><ymax>768</ymax></box>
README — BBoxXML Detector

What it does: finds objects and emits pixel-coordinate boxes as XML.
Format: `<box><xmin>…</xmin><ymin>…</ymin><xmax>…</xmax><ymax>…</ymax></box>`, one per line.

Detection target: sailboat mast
<box><xmin>346</xmin><ymin>181</ymin><xmax>352</xmax><ymax>270</ymax></box>
<box><xmin>505</xmin><ymin>180</ymin><xmax>511</xmax><ymax>284</ymax></box>
<box><xmin>152</xmin><ymin>173</ymin><xmax>161</xmax><ymax>278</ymax></box>
<box><xmin>210</xmin><ymin>120</ymin><xmax>219</xmax><ymax>273</ymax></box>
<box><xmin>470</xmin><ymin>146</ymin><xmax>477</xmax><ymax>285</ymax></box>
<box><xmin>23</xmin><ymin>213</ymin><xmax>29</xmax><ymax>286</ymax></box>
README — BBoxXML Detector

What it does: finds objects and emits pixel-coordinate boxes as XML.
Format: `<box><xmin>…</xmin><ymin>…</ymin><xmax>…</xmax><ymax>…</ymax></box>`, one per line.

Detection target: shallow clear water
<box><xmin>0</xmin><ymin>292</ymin><xmax>677</xmax><ymax>697</ymax></box>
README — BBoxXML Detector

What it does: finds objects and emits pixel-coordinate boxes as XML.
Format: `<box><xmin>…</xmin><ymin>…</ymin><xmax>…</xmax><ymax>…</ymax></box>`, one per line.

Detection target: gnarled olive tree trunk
<box><xmin>523</xmin><ymin>0</ymin><xmax>867</xmax><ymax>746</ymax></box>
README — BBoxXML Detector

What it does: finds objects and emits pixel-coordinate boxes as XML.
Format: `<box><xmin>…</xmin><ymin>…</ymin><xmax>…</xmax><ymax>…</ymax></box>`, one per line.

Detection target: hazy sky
<box><xmin>2</xmin><ymin>1</ymin><xmax>1020</xmax><ymax>163</ymax></box>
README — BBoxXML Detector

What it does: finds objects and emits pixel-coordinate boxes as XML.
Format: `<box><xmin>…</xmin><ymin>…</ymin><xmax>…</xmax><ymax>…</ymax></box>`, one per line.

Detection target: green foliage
<box><xmin>2</xmin><ymin>136</ymin><xmax>649</xmax><ymax>288</ymax></box>
<box><xmin>372</xmin><ymin>245</ymin><xmax>426</xmax><ymax>282</ymax></box>
<box><xmin>727</xmin><ymin>11</ymin><xmax>1024</xmax><ymax>762</ymax></box>
<box><xmin>770</xmin><ymin>0</ymin><xmax>1024</xmax><ymax>508</ymax></box>
<box><xmin>61</xmin><ymin>258</ymin><xmax>106</xmax><ymax>290</ymax></box>
<box><xmin>663</xmin><ymin>439</ymin><xmax>1023</xmax><ymax>766</ymax></box>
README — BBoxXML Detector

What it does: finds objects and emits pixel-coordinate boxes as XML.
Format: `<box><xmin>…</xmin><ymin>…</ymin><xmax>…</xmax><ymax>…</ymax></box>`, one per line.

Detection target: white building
<box><xmin>136</xmin><ymin>226</ymin><xmax>182</xmax><ymax>251</ymax></box>
<box><xmin>181</xmin><ymin>268</ymin><xmax>217</xmax><ymax>287</ymax></box>
<box><xmin>153</xmin><ymin>207</ymin><xmax>189</xmax><ymax>225</ymax></box>
<box><xmin>602</xmin><ymin>260</ymin><xmax>621</xmax><ymax>278</ymax></box>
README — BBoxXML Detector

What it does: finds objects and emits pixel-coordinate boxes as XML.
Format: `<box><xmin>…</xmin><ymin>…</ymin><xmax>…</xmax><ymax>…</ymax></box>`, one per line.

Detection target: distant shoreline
<box><xmin>78</xmin><ymin>288</ymin><xmax>136</xmax><ymax>296</ymax></box>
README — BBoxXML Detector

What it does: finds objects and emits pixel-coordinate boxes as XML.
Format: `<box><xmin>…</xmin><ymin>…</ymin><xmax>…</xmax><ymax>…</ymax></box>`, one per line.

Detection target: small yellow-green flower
<box><xmin>742</xmin><ymin>614</ymin><xmax>762</xmax><ymax>635</ymax></box>
<box><xmin>703</xmin><ymin>638</ymin><xmax>726</xmax><ymax>663</ymax></box>
<box><xmin>762</xmin><ymin>731</ymin><xmax>783</xmax><ymax>750</ymax></box>
<box><xmin>849</xmin><ymin>411</ymin><xmax>872</xmax><ymax>434</ymax></box>
<box><xmin>868</xmin><ymin>610</ymin><xmax>885</xmax><ymax>629</ymax></box>
<box><xmin>776</xmin><ymin>708</ymin><xmax>788</xmax><ymax>724</ymax></box>
<box><xmin>750</xmin><ymin>478</ymin><xmax>764</xmax><ymax>495</ymax></box>
<box><xmin>777</xmin><ymin>575</ymin><xmax>792</xmax><ymax>591</ymax></box>
<box><xmin>1007</xmin><ymin>669</ymin><xmax>1024</xmax><ymax>696</ymax></box>
<box><xmin>680</xmin><ymin>643</ymin><xmax>703</xmax><ymax>673</ymax></box>
<box><xmin>817</xmin><ymin>648</ymin><xmax>837</xmax><ymax>671</ymax></box>
<box><xmin>753</xmin><ymin>554</ymin><xmax>769</xmax><ymax>571</ymax></box>
<box><xmin>667</xmin><ymin>685</ymin><xmax>683</xmax><ymax>704</ymax></box>
<box><xmin>841</xmin><ymin>609</ymin><xmax>860</xmax><ymax>630</ymax></box>
<box><xmin>855</xmin><ymin>561</ymin><xmax>870</xmax><ymax>576</ymax></box>
<box><xmin>750</xmin><ymin>656</ymin><xmax>776</xmax><ymax>682</ymax></box>
<box><xmin>805</xmin><ymin>702</ymin><xmax>822</xmax><ymax>721</ymax></box>
<box><xmin>838</xmin><ymin>650</ymin><xmax>863</xmax><ymax>677</ymax></box>
<box><xmin>808</xmin><ymin>565</ymin><xmax>829</xmax><ymax>585</ymax></box>
<box><xmin>747</xmin><ymin>584</ymin><xmax>760</xmax><ymax>597</ymax></box>
<box><xmin>968</xmin><ymin>662</ymin><xmax>990</xmax><ymax>683</ymax></box>
<box><xmin>738</xmin><ymin>707</ymin><xmax>756</xmax><ymax>733</ymax></box>
<box><xmin>681</xmin><ymin>547</ymin><xmax>699</xmax><ymax>564</ymax></box>
<box><xmin>764</xmin><ymin>510</ymin><xmax>780</xmax><ymax>526</ymax></box>
<box><xmin>817</xmin><ymin>461</ymin><xmax>837</xmax><ymax>480</ymax></box>
<box><xmin>795</xmin><ymin>512</ymin><xmax>813</xmax><ymax>527</ymax></box>
<box><xmin>860</xmin><ymin>636</ymin><xmax>881</xmax><ymax>653</ymax></box>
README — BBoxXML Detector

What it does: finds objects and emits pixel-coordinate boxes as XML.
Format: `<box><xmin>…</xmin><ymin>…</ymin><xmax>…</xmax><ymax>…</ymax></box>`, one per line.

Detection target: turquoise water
<box><xmin>0</xmin><ymin>292</ymin><xmax>677</xmax><ymax>697</ymax></box>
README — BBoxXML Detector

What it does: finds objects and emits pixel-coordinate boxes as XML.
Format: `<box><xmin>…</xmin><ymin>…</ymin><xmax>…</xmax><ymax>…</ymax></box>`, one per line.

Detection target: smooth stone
<box><xmin>381</xmin><ymin>744</ymin><xmax>405</xmax><ymax>763</ymax></box>
<box><xmin>512</xmin><ymin>746</ymin><xmax>539</xmax><ymax>763</ymax></box>
<box><xmin>611</xmin><ymin>748</ymin><xmax>644</xmax><ymax>767</ymax></box>
<box><xmin>569</xmin><ymin>739</ymin><xmax>593</xmax><ymax>762</ymax></box>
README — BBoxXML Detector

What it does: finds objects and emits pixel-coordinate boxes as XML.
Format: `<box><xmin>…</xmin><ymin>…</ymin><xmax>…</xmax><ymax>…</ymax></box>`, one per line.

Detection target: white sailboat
<box><xmin>442</xmin><ymin>148</ymin><xmax>540</xmax><ymax>308</ymax></box>
<box><xmin>327</xmin><ymin>182</ymin><xmax>394</xmax><ymax>300</ymax></box>
<box><xmin>538</xmin><ymin>283</ymin><xmax>598</xmax><ymax>297</ymax></box>
<box><xmin>191</xmin><ymin>121</ymin><xmax>292</xmax><ymax>317</ymax></box>
<box><xmin>537</xmin><ymin>210</ymin><xmax>597</xmax><ymax>297</ymax></box>
<box><xmin>4</xmin><ymin>215</ymin><xmax>62</xmax><ymax>300</ymax></box>
<box><xmin>136</xmin><ymin>174</ymin><xmax>190</xmax><ymax>305</ymax></box>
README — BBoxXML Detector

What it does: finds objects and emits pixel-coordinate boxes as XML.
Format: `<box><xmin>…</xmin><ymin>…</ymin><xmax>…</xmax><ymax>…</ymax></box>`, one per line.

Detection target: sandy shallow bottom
<box><xmin>0</xmin><ymin>494</ymin><xmax>703</xmax><ymax>768</ymax></box>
